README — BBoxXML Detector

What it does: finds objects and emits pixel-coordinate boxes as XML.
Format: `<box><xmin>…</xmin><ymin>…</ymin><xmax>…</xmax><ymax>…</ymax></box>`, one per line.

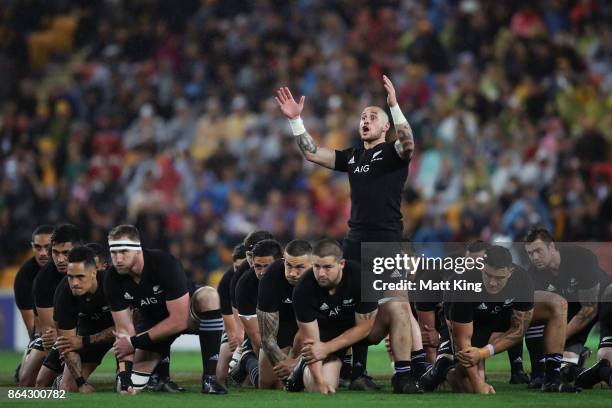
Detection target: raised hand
<box><xmin>275</xmin><ymin>87</ymin><xmax>305</xmax><ymax>119</ymax></box>
<box><xmin>382</xmin><ymin>75</ymin><xmax>398</xmax><ymax>107</ymax></box>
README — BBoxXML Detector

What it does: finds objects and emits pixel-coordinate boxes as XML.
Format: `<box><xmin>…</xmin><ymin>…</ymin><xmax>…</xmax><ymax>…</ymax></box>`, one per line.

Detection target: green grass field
<box><xmin>0</xmin><ymin>342</ymin><xmax>609</xmax><ymax>407</ymax></box>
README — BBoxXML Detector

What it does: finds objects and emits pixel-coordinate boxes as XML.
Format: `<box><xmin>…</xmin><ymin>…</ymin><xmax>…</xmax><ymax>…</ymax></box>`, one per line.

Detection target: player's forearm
<box><xmin>145</xmin><ymin>313</ymin><xmax>188</xmax><ymax>341</ymax></box>
<box><xmin>65</xmin><ymin>351</ymin><xmax>84</xmax><ymax>380</ymax></box>
<box><xmin>257</xmin><ymin>309</ymin><xmax>286</xmax><ymax>366</ymax></box>
<box><xmin>566</xmin><ymin>304</ymin><xmax>598</xmax><ymax>338</ymax></box>
<box><xmin>89</xmin><ymin>327</ymin><xmax>115</xmax><ymax>345</ymax></box>
<box><xmin>19</xmin><ymin>309</ymin><xmax>35</xmax><ymax>338</ymax></box>
<box><xmin>324</xmin><ymin>323</ymin><xmax>372</xmax><ymax>355</ymax></box>
<box><xmin>390</xmin><ymin>104</ymin><xmax>414</xmax><ymax>159</ymax></box>
<box><xmin>490</xmin><ymin>309</ymin><xmax>533</xmax><ymax>355</ymax></box>
<box><xmin>37</xmin><ymin>307</ymin><xmax>55</xmax><ymax>332</ymax></box>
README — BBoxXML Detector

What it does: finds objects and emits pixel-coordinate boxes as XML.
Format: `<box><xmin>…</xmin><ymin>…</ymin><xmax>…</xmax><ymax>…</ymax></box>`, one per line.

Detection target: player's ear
<box><xmin>339</xmin><ymin>259</ymin><xmax>345</xmax><ymax>269</ymax></box>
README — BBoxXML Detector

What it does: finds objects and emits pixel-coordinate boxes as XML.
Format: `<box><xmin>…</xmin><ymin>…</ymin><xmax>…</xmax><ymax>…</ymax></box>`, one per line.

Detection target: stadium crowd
<box><xmin>2</xmin><ymin>0</ymin><xmax>612</xmax><ymax>284</ymax></box>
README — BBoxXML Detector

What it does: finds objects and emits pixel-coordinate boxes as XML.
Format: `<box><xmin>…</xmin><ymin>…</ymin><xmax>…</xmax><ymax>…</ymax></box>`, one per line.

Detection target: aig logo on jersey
<box><xmin>140</xmin><ymin>297</ymin><xmax>158</xmax><ymax>306</ymax></box>
<box><xmin>354</xmin><ymin>165</ymin><xmax>370</xmax><ymax>173</ymax></box>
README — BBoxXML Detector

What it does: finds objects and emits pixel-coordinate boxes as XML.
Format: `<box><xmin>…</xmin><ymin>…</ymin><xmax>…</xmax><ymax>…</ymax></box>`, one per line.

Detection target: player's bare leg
<box><xmin>303</xmin><ymin>358</ymin><xmax>342</xmax><ymax>393</ymax></box>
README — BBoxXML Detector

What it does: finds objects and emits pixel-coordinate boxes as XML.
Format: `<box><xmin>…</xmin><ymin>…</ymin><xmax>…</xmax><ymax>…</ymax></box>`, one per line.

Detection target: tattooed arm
<box><xmin>567</xmin><ymin>284</ymin><xmax>599</xmax><ymax>339</ymax></box>
<box><xmin>490</xmin><ymin>308</ymin><xmax>534</xmax><ymax>353</ymax></box>
<box><xmin>317</xmin><ymin>310</ymin><xmax>378</xmax><ymax>356</ymax></box>
<box><xmin>382</xmin><ymin>75</ymin><xmax>414</xmax><ymax>160</ymax></box>
<box><xmin>393</xmin><ymin>123</ymin><xmax>415</xmax><ymax>160</ymax></box>
<box><xmin>256</xmin><ymin>309</ymin><xmax>286</xmax><ymax>366</ymax></box>
<box><xmin>275</xmin><ymin>87</ymin><xmax>336</xmax><ymax>169</ymax></box>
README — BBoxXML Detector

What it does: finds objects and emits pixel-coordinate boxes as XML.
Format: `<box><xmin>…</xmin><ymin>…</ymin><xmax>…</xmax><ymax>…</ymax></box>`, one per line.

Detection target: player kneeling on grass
<box><xmin>53</xmin><ymin>246</ymin><xmax>115</xmax><ymax>392</ymax></box>
<box><xmin>104</xmin><ymin>224</ymin><xmax>226</xmax><ymax>395</ymax></box>
<box><xmin>576</xmin><ymin>280</ymin><xmax>612</xmax><ymax>390</ymax></box>
<box><xmin>446</xmin><ymin>245</ymin><xmax>535</xmax><ymax>394</ymax></box>
<box><xmin>285</xmin><ymin>239</ymin><xmax>420</xmax><ymax>394</ymax></box>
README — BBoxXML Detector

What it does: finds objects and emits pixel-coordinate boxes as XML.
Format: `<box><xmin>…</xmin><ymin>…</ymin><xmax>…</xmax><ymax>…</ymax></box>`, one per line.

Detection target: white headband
<box><xmin>108</xmin><ymin>240</ymin><xmax>142</xmax><ymax>252</ymax></box>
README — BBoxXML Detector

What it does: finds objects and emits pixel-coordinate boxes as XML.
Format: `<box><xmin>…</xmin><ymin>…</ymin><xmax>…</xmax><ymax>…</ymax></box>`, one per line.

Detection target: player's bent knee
<box><xmin>193</xmin><ymin>286</ymin><xmax>220</xmax><ymax>312</ymax></box>
<box><xmin>380</xmin><ymin>300</ymin><xmax>411</xmax><ymax>319</ymax></box>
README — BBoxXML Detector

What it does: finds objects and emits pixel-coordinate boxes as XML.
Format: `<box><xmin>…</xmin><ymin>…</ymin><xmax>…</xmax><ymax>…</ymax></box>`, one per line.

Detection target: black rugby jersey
<box><xmin>292</xmin><ymin>260</ymin><xmax>378</xmax><ymax>341</ymax></box>
<box><xmin>33</xmin><ymin>261</ymin><xmax>64</xmax><ymax>309</ymax></box>
<box><xmin>54</xmin><ymin>273</ymin><xmax>114</xmax><ymax>335</ymax></box>
<box><xmin>335</xmin><ymin>141</ymin><xmax>409</xmax><ymax>233</ymax></box>
<box><xmin>104</xmin><ymin>249</ymin><xmax>188</xmax><ymax>324</ymax></box>
<box><xmin>14</xmin><ymin>256</ymin><xmax>42</xmax><ymax>310</ymax></box>
<box><xmin>218</xmin><ymin>266</ymin><xmax>235</xmax><ymax>316</ymax></box>
<box><xmin>448</xmin><ymin>264</ymin><xmax>534</xmax><ymax>330</ymax></box>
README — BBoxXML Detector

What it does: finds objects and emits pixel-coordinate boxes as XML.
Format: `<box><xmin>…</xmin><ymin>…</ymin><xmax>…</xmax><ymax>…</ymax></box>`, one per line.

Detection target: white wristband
<box><xmin>486</xmin><ymin>344</ymin><xmax>495</xmax><ymax>357</ymax></box>
<box><xmin>389</xmin><ymin>104</ymin><xmax>407</xmax><ymax>125</ymax></box>
<box><xmin>288</xmin><ymin>117</ymin><xmax>306</xmax><ymax>136</ymax></box>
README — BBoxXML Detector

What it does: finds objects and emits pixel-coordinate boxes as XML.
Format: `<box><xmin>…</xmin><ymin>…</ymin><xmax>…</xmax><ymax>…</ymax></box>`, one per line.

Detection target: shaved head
<box><xmin>362</xmin><ymin>106</ymin><xmax>389</xmax><ymax>125</ymax></box>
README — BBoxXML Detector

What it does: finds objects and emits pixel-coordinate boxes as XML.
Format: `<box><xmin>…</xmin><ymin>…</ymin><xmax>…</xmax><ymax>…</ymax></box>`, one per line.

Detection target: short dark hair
<box><xmin>251</xmin><ymin>239</ymin><xmax>283</xmax><ymax>259</ymax></box>
<box><xmin>51</xmin><ymin>224</ymin><xmax>81</xmax><ymax>247</ymax></box>
<box><xmin>483</xmin><ymin>245</ymin><xmax>514</xmax><ymax>269</ymax></box>
<box><xmin>85</xmin><ymin>243</ymin><xmax>108</xmax><ymax>262</ymax></box>
<box><xmin>243</xmin><ymin>230</ymin><xmax>273</xmax><ymax>251</ymax></box>
<box><xmin>467</xmin><ymin>240</ymin><xmax>490</xmax><ymax>254</ymax></box>
<box><xmin>524</xmin><ymin>227</ymin><xmax>554</xmax><ymax>243</ymax></box>
<box><xmin>312</xmin><ymin>238</ymin><xmax>343</xmax><ymax>261</ymax></box>
<box><xmin>285</xmin><ymin>240</ymin><xmax>312</xmax><ymax>257</ymax></box>
<box><xmin>32</xmin><ymin>224</ymin><xmax>54</xmax><ymax>240</ymax></box>
<box><xmin>232</xmin><ymin>243</ymin><xmax>246</xmax><ymax>261</ymax></box>
<box><xmin>108</xmin><ymin>224</ymin><xmax>140</xmax><ymax>242</ymax></box>
<box><xmin>68</xmin><ymin>246</ymin><xmax>96</xmax><ymax>271</ymax></box>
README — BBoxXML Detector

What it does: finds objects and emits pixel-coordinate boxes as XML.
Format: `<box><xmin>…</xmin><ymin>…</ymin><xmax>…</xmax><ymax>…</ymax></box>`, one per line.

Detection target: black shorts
<box><xmin>599</xmin><ymin>300</ymin><xmax>612</xmax><ymax>349</ymax></box>
<box><xmin>80</xmin><ymin>343</ymin><xmax>112</xmax><ymax>365</ymax></box>
<box><xmin>135</xmin><ymin>319</ymin><xmax>180</xmax><ymax>358</ymax></box>
<box><xmin>277</xmin><ymin>324</ymin><xmax>297</xmax><ymax>350</ymax></box>
<box><xmin>470</xmin><ymin>320</ymin><xmax>510</xmax><ymax>349</ymax></box>
<box><xmin>342</xmin><ymin>230</ymin><xmax>403</xmax><ymax>264</ymax></box>
<box><xmin>42</xmin><ymin>348</ymin><xmax>63</xmax><ymax>373</ymax></box>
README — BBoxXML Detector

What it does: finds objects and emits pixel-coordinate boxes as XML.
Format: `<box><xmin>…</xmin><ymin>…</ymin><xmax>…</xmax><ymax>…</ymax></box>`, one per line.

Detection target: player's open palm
<box><xmin>382</xmin><ymin>75</ymin><xmax>397</xmax><ymax>107</ymax></box>
<box><xmin>275</xmin><ymin>87</ymin><xmax>305</xmax><ymax>119</ymax></box>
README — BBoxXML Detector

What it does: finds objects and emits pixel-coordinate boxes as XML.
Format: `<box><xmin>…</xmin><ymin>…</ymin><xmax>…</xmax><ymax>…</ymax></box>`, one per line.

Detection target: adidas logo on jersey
<box><xmin>319</xmin><ymin>303</ymin><xmax>329</xmax><ymax>311</ymax></box>
<box><xmin>282</xmin><ymin>298</ymin><xmax>292</xmax><ymax>304</ymax></box>
<box><xmin>209</xmin><ymin>354</ymin><xmax>219</xmax><ymax>361</ymax></box>
<box><xmin>124</xmin><ymin>292</ymin><xmax>134</xmax><ymax>300</ymax></box>
<box><xmin>348</xmin><ymin>156</ymin><xmax>355</xmax><ymax>164</ymax></box>
<box><xmin>546</xmin><ymin>284</ymin><xmax>556</xmax><ymax>292</ymax></box>
<box><xmin>390</xmin><ymin>269</ymin><xmax>402</xmax><ymax>278</ymax></box>
<box><xmin>477</xmin><ymin>303</ymin><xmax>488</xmax><ymax>310</ymax></box>
<box><xmin>78</xmin><ymin>312</ymin><xmax>86</xmax><ymax>317</ymax></box>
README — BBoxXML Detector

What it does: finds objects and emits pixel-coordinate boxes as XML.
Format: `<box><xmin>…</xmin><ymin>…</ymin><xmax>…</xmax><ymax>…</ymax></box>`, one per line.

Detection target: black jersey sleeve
<box><xmin>104</xmin><ymin>268</ymin><xmax>130</xmax><ymax>312</ymax></box>
<box><xmin>385</xmin><ymin>140</ymin><xmax>410</xmax><ymax>164</ymax></box>
<box><xmin>575</xmin><ymin>247</ymin><xmax>602</xmax><ymax>290</ymax></box>
<box><xmin>14</xmin><ymin>259</ymin><xmax>36</xmax><ymax>310</ymax></box>
<box><xmin>231</xmin><ymin>260</ymin><xmax>250</xmax><ymax>308</ymax></box>
<box><xmin>334</xmin><ymin>148</ymin><xmax>352</xmax><ymax>172</ymax></box>
<box><xmin>156</xmin><ymin>253</ymin><xmax>189</xmax><ymax>301</ymax></box>
<box><xmin>448</xmin><ymin>301</ymin><xmax>474</xmax><ymax>324</ymax></box>
<box><xmin>257</xmin><ymin>260</ymin><xmax>284</xmax><ymax>313</ymax></box>
<box><xmin>34</xmin><ymin>264</ymin><xmax>55</xmax><ymax>309</ymax></box>
<box><xmin>53</xmin><ymin>278</ymin><xmax>78</xmax><ymax>330</ymax></box>
<box><xmin>236</xmin><ymin>271</ymin><xmax>258</xmax><ymax>316</ymax></box>
<box><xmin>218</xmin><ymin>267</ymin><xmax>234</xmax><ymax>315</ymax></box>
<box><xmin>346</xmin><ymin>260</ymin><xmax>378</xmax><ymax>314</ymax></box>
<box><xmin>292</xmin><ymin>270</ymin><xmax>317</xmax><ymax>323</ymax></box>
